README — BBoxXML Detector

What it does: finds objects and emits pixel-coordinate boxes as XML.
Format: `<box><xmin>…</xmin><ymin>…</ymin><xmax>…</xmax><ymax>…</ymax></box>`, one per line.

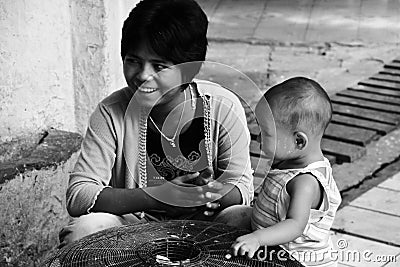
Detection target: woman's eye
<box><xmin>125</xmin><ymin>58</ymin><xmax>140</xmax><ymax>65</ymax></box>
<box><xmin>153</xmin><ymin>64</ymin><xmax>168</xmax><ymax>72</ymax></box>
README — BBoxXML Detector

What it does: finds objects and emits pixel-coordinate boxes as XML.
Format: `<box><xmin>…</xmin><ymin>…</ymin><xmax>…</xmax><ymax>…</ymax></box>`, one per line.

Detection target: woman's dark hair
<box><xmin>121</xmin><ymin>0</ymin><xmax>208</xmax><ymax>66</ymax></box>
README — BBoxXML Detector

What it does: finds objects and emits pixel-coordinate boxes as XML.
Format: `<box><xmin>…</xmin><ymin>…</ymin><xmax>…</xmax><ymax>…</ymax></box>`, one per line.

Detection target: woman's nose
<box><xmin>138</xmin><ymin>62</ymin><xmax>155</xmax><ymax>82</ymax></box>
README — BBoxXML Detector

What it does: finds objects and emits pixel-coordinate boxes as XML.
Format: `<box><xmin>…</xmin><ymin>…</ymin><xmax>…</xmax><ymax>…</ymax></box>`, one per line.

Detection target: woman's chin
<box><xmin>132</xmin><ymin>90</ymin><xmax>162</xmax><ymax>108</ymax></box>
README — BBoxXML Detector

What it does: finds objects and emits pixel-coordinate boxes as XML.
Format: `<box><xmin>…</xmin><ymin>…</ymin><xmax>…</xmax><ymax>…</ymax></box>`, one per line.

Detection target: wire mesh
<box><xmin>43</xmin><ymin>220</ymin><xmax>304</xmax><ymax>267</ymax></box>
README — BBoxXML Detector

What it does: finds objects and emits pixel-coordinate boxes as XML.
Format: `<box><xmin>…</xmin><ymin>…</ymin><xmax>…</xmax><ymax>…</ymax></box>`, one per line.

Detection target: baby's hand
<box><xmin>231</xmin><ymin>233</ymin><xmax>261</xmax><ymax>259</ymax></box>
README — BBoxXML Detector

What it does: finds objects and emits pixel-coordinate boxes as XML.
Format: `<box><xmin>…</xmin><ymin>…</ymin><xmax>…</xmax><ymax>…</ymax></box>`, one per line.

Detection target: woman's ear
<box><xmin>294</xmin><ymin>132</ymin><xmax>308</xmax><ymax>150</ymax></box>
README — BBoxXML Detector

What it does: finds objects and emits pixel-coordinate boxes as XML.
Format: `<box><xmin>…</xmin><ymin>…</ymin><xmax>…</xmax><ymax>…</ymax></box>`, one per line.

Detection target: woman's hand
<box><xmin>231</xmin><ymin>233</ymin><xmax>262</xmax><ymax>259</ymax></box>
<box><xmin>145</xmin><ymin>173</ymin><xmax>201</xmax><ymax>206</ymax></box>
<box><xmin>193</xmin><ymin>167</ymin><xmax>214</xmax><ymax>186</ymax></box>
<box><xmin>201</xmin><ymin>180</ymin><xmax>225</xmax><ymax>216</ymax></box>
<box><xmin>145</xmin><ymin>172</ymin><xmax>223</xmax><ymax>208</ymax></box>
<box><xmin>191</xmin><ymin>167</ymin><xmax>227</xmax><ymax>216</ymax></box>
<box><xmin>203</xmin><ymin>201</ymin><xmax>220</xmax><ymax>216</ymax></box>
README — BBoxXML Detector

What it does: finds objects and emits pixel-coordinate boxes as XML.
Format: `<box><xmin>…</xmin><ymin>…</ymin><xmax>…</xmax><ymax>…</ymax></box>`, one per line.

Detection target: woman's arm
<box><xmin>90</xmin><ymin>187</ymin><xmax>157</xmax><ymax>215</ymax></box>
<box><xmin>66</xmin><ymin>103</ymin><xmax>119</xmax><ymax>217</ymax></box>
<box><xmin>231</xmin><ymin>173</ymin><xmax>320</xmax><ymax>258</ymax></box>
<box><xmin>68</xmin><ymin>101</ymin><xmax>160</xmax><ymax>217</ymax></box>
<box><xmin>213</xmin><ymin>94</ymin><xmax>254</xmax><ymax>205</ymax></box>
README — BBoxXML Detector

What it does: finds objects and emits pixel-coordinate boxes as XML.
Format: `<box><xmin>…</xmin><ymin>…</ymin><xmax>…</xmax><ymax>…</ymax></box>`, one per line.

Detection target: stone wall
<box><xmin>0</xmin><ymin>0</ymin><xmax>75</xmax><ymax>141</ymax></box>
<box><xmin>0</xmin><ymin>154</ymin><xmax>78</xmax><ymax>266</ymax></box>
<box><xmin>70</xmin><ymin>0</ymin><xmax>135</xmax><ymax>134</ymax></box>
<box><xmin>0</xmin><ymin>0</ymin><xmax>138</xmax><ymax>140</ymax></box>
<box><xmin>0</xmin><ymin>129</ymin><xmax>83</xmax><ymax>266</ymax></box>
<box><xmin>0</xmin><ymin>0</ymin><xmax>139</xmax><ymax>265</ymax></box>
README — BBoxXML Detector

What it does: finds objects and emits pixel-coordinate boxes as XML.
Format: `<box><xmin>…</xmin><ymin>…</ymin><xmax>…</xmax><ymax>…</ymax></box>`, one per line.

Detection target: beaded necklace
<box><xmin>137</xmin><ymin>84</ymin><xmax>212</xmax><ymax>188</ymax></box>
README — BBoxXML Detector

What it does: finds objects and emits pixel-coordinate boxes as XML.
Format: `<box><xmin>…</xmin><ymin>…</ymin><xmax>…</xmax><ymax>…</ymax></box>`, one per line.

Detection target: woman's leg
<box><xmin>213</xmin><ymin>205</ymin><xmax>253</xmax><ymax>230</ymax></box>
<box><xmin>58</xmin><ymin>212</ymin><xmax>143</xmax><ymax>248</ymax></box>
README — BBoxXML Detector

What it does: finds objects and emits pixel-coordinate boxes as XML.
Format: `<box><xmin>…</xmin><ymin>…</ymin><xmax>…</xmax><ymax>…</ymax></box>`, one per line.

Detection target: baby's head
<box><xmin>255</xmin><ymin>77</ymin><xmax>332</xmax><ymax>164</ymax></box>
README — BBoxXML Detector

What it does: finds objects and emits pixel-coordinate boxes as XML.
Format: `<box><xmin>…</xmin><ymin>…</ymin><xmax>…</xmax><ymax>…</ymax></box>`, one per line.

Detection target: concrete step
<box><xmin>331</xmin><ymin>232</ymin><xmax>400</xmax><ymax>267</ymax></box>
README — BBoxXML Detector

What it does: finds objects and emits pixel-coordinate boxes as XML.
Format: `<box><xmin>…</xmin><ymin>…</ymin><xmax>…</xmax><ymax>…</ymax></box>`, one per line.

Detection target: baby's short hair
<box><xmin>264</xmin><ymin>77</ymin><xmax>332</xmax><ymax>136</ymax></box>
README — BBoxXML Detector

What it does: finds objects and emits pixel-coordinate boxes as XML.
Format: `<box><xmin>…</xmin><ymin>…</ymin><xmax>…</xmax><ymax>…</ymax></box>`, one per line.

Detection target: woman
<box><xmin>59</xmin><ymin>0</ymin><xmax>253</xmax><ymax>246</ymax></box>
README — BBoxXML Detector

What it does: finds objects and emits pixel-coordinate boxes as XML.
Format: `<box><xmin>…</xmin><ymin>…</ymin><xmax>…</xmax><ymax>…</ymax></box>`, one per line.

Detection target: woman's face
<box><xmin>123</xmin><ymin>42</ymin><xmax>183</xmax><ymax>108</ymax></box>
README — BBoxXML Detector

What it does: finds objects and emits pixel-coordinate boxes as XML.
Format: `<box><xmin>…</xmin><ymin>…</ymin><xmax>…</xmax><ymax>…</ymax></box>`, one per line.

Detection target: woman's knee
<box><xmin>59</xmin><ymin>212</ymin><xmax>128</xmax><ymax>247</ymax></box>
<box><xmin>213</xmin><ymin>205</ymin><xmax>253</xmax><ymax>230</ymax></box>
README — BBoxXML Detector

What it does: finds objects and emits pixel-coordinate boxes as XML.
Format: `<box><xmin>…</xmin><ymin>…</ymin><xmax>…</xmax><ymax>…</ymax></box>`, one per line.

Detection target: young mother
<box><xmin>59</xmin><ymin>0</ymin><xmax>253</xmax><ymax>246</ymax></box>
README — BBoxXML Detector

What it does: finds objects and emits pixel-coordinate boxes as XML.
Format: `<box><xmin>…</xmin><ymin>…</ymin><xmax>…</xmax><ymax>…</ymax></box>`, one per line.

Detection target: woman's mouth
<box><xmin>137</xmin><ymin>86</ymin><xmax>157</xmax><ymax>93</ymax></box>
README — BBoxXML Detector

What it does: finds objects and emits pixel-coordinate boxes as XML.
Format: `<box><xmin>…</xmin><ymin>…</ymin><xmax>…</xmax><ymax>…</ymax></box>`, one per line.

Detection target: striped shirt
<box><xmin>252</xmin><ymin>158</ymin><xmax>341</xmax><ymax>266</ymax></box>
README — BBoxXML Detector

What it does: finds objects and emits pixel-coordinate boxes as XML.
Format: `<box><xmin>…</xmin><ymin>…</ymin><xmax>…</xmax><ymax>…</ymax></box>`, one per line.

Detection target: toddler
<box><xmin>232</xmin><ymin>77</ymin><xmax>342</xmax><ymax>266</ymax></box>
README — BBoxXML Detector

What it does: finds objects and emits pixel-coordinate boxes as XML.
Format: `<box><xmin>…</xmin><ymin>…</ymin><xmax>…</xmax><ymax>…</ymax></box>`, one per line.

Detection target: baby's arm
<box><xmin>231</xmin><ymin>173</ymin><xmax>321</xmax><ymax>259</ymax></box>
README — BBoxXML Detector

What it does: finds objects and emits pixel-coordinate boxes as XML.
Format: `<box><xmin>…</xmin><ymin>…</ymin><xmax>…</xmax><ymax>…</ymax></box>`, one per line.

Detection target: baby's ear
<box><xmin>294</xmin><ymin>131</ymin><xmax>308</xmax><ymax>150</ymax></box>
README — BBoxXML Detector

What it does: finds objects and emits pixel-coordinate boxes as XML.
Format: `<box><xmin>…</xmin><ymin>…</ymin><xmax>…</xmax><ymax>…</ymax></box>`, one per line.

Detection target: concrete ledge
<box><xmin>0</xmin><ymin>129</ymin><xmax>82</xmax><ymax>266</ymax></box>
<box><xmin>1</xmin><ymin>154</ymin><xmax>80</xmax><ymax>266</ymax></box>
<box><xmin>0</xmin><ymin>129</ymin><xmax>82</xmax><ymax>184</ymax></box>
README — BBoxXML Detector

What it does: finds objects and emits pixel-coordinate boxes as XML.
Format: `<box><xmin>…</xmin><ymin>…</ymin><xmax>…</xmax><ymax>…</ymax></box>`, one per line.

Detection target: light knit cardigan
<box><xmin>67</xmin><ymin>79</ymin><xmax>254</xmax><ymax>217</ymax></box>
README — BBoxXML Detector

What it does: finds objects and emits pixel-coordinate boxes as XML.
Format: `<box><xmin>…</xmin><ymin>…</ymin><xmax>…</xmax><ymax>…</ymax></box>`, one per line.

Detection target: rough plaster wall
<box><xmin>0</xmin><ymin>0</ymin><xmax>141</xmax><ymax>139</ymax></box>
<box><xmin>103</xmin><ymin>0</ymin><xmax>137</xmax><ymax>96</ymax></box>
<box><xmin>0</xmin><ymin>153</ymin><xmax>79</xmax><ymax>266</ymax></box>
<box><xmin>0</xmin><ymin>0</ymin><xmax>75</xmax><ymax>142</ymax></box>
<box><xmin>71</xmin><ymin>0</ymin><xmax>139</xmax><ymax>135</ymax></box>
<box><xmin>70</xmin><ymin>0</ymin><xmax>110</xmax><ymax>135</ymax></box>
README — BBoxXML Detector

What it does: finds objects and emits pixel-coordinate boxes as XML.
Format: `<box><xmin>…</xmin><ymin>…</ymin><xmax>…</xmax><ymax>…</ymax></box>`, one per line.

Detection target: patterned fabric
<box><xmin>146</xmin><ymin>115</ymin><xmax>207</xmax><ymax>184</ymax></box>
<box><xmin>252</xmin><ymin>158</ymin><xmax>341</xmax><ymax>267</ymax></box>
<box><xmin>138</xmin><ymin>93</ymin><xmax>209</xmax><ymax>188</ymax></box>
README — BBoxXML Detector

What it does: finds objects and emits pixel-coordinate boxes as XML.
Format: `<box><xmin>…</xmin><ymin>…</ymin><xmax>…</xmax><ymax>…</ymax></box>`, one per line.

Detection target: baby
<box><xmin>232</xmin><ymin>77</ymin><xmax>342</xmax><ymax>266</ymax></box>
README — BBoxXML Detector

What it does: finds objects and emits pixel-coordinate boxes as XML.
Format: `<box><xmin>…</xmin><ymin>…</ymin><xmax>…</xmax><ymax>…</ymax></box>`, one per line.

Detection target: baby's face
<box><xmin>255</xmin><ymin>101</ymin><xmax>296</xmax><ymax>165</ymax></box>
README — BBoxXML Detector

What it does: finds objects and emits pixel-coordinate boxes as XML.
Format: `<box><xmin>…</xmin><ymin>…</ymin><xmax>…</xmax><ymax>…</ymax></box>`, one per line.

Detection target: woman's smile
<box><xmin>133</xmin><ymin>79</ymin><xmax>158</xmax><ymax>93</ymax></box>
<box><xmin>137</xmin><ymin>86</ymin><xmax>158</xmax><ymax>93</ymax></box>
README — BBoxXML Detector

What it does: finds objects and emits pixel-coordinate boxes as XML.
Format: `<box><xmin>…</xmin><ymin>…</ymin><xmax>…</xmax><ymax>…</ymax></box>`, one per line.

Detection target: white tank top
<box><xmin>252</xmin><ymin>158</ymin><xmax>341</xmax><ymax>266</ymax></box>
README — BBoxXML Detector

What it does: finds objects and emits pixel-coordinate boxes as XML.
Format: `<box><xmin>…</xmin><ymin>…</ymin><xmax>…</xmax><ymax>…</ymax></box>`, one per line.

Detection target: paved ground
<box><xmin>197</xmin><ymin>0</ymin><xmax>400</xmax><ymax>266</ymax></box>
